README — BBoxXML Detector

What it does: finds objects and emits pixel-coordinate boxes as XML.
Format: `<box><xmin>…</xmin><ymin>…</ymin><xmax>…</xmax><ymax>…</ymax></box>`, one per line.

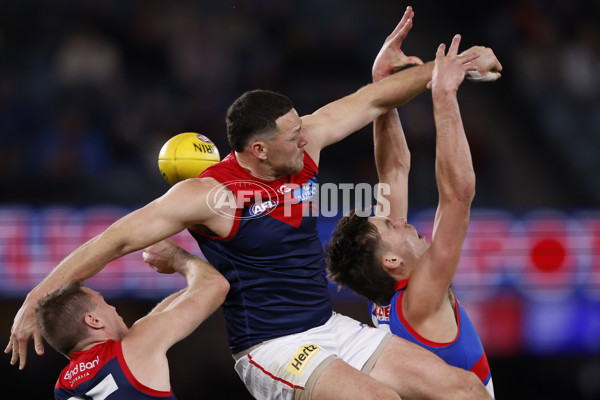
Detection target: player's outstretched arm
<box><xmin>302</xmin><ymin>60</ymin><xmax>434</xmax><ymax>161</ymax></box>
<box><xmin>5</xmin><ymin>177</ymin><xmax>226</xmax><ymax>369</ymax></box>
<box><xmin>302</xmin><ymin>11</ymin><xmax>502</xmax><ymax>161</ymax></box>
<box><xmin>407</xmin><ymin>35</ymin><xmax>477</xmax><ymax>316</ymax></box>
<box><xmin>300</xmin><ymin>7</ymin><xmax>432</xmax><ymax>161</ymax></box>
<box><xmin>121</xmin><ymin>239</ymin><xmax>229</xmax><ymax>389</ymax></box>
<box><xmin>372</xmin><ymin>6</ymin><xmax>422</xmax><ymax>221</ymax></box>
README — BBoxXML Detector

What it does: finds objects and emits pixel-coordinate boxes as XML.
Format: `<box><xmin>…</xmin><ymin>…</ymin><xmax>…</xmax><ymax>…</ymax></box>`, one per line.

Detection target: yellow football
<box><xmin>158</xmin><ymin>132</ymin><xmax>221</xmax><ymax>185</ymax></box>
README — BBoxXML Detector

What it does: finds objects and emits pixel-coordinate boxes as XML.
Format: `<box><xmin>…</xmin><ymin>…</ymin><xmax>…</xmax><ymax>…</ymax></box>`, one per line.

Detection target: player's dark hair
<box><xmin>226</xmin><ymin>89</ymin><xmax>294</xmax><ymax>152</ymax></box>
<box><xmin>326</xmin><ymin>210</ymin><xmax>397</xmax><ymax>305</ymax></box>
<box><xmin>35</xmin><ymin>280</ymin><xmax>95</xmax><ymax>357</ymax></box>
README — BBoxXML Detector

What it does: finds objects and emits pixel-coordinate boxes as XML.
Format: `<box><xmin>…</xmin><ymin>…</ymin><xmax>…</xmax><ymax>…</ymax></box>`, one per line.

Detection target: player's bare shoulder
<box><xmin>156</xmin><ymin>177</ymin><xmax>236</xmax><ymax>237</ymax></box>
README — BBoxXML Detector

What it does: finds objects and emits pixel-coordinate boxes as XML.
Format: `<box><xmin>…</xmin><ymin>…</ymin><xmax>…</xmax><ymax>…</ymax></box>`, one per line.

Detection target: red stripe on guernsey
<box><xmin>470</xmin><ymin>352</ymin><xmax>491</xmax><ymax>383</ymax></box>
<box><xmin>247</xmin><ymin>354</ymin><xmax>304</xmax><ymax>390</ymax></box>
<box><xmin>115</xmin><ymin>341</ymin><xmax>174</xmax><ymax>397</ymax></box>
<box><xmin>196</xmin><ymin>151</ymin><xmax>319</xmax><ymax>238</ymax></box>
<box><xmin>394</xmin><ymin>279</ymin><xmax>409</xmax><ymax>291</ymax></box>
<box><xmin>396</xmin><ymin>291</ymin><xmax>460</xmax><ymax>347</ymax></box>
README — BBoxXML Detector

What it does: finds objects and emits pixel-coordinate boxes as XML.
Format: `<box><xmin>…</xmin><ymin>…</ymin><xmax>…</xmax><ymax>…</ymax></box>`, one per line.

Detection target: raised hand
<box><xmin>5</xmin><ymin>302</ymin><xmax>44</xmax><ymax>370</ymax></box>
<box><xmin>142</xmin><ymin>238</ymin><xmax>182</xmax><ymax>275</ymax></box>
<box><xmin>372</xmin><ymin>6</ymin><xmax>424</xmax><ymax>82</ymax></box>
<box><xmin>461</xmin><ymin>45</ymin><xmax>503</xmax><ymax>82</ymax></box>
<box><xmin>431</xmin><ymin>35</ymin><xmax>480</xmax><ymax>93</ymax></box>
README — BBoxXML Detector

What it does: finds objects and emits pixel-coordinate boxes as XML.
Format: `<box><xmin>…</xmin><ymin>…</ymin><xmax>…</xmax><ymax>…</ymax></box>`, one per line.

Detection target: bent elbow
<box><xmin>213</xmin><ymin>275</ymin><xmax>230</xmax><ymax>303</ymax></box>
<box><xmin>458</xmin><ymin>183</ymin><xmax>476</xmax><ymax>204</ymax></box>
<box><xmin>454</xmin><ymin>173</ymin><xmax>476</xmax><ymax>204</ymax></box>
<box><xmin>462</xmin><ymin>371</ymin><xmax>491</xmax><ymax>400</ymax></box>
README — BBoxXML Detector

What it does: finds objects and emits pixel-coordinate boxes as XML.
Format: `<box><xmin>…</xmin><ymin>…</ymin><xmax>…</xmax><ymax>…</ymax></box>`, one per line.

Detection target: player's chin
<box><xmin>275</xmin><ymin>162</ymin><xmax>302</xmax><ymax>176</ymax></box>
<box><xmin>290</xmin><ymin>163</ymin><xmax>304</xmax><ymax>175</ymax></box>
<box><xmin>297</xmin><ymin>156</ymin><xmax>306</xmax><ymax>170</ymax></box>
<box><xmin>289</xmin><ymin>157</ymin><xmax>305</xmax><ymax>175</ymax></box>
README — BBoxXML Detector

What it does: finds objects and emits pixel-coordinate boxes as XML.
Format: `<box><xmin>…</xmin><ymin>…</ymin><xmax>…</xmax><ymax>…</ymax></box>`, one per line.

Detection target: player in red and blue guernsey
<box><xmin>191</xmin><ymin>150</ymin><xmax>330</xmax><ymax>354</ymax></box>
<box><xmin>55</xmin><ymin>340</ymin><xmax>177</xmax><ymax>400</ymax></box>
<box><xmin>10</xmin><ymin>7</ymin><xmax>501</xmax><ymax>400</ymax></box>
<box><xmin>326</xmin><ymin>33</ymin><xmax>497</xmax><ymax>398</ymax></box>
<box><xmin>369</xmin><ymin>285</ymin><xmax>493</xmax><ymax>395</ymax></box>
<box><xmin>35</xmin><ymin>239</ymin><xmax>228</xmax><ymax>400</ymax></box>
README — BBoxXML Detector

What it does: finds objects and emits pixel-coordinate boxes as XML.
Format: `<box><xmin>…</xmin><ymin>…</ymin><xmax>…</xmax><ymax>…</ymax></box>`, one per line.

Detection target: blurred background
<box><xmin>1</xmin><ymin>0</ymin><xmax>600</xmax><ymax>398</ymax></box>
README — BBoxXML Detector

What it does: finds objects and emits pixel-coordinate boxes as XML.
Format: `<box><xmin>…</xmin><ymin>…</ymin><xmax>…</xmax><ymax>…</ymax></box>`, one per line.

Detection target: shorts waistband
<box><xmin>232</xmin><ymin>340</ymin><xmax>271</xmax><ymax>361</ymax></box>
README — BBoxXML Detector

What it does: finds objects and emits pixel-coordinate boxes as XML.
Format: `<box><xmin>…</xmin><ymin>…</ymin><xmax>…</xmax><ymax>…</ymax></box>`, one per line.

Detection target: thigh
<box><xmin>311</xmin><ymin>359</ymin><xmax>399</xmax><ymax>400</ymax></box>
<box><xmin>369</xmin><ymin>336</ymin><xmax>486</xmax><ymax>400</ymax></box>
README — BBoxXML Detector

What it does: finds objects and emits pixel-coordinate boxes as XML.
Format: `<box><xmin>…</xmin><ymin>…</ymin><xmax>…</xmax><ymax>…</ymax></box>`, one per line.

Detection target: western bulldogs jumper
<box><xmin>369</xmin><ymin>280</ymin><xmax>493</xmax><ymax>394</ymax></box>
<box><xmin>193</xmin><ymin>152</ymin><xmax>333</xmax><ymax>354</ymax></box>
<box><xmin>55</xmin><ymin>340</ymin><xmax>176</xmax><ymax>399</ymax></box>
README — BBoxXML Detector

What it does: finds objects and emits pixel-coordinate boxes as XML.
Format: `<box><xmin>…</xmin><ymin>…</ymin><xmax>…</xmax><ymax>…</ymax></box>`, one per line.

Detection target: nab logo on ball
<box><xmin>158</xmin><ymin>132</ymin><xmax>221</xmax><ymax>185</ymax></box>
<box><xmin>196</xmin><ymin>133</ymin><xmax>213</xmax><ymax>144</ymax></box>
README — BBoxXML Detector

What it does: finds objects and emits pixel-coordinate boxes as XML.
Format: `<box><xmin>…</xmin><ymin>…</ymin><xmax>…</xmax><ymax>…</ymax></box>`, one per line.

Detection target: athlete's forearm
<box><xmin>374</xmin><ymin>110</ymin><xmax>410</xmax><ymax>181</ymax></box>
<box><xmin>374</xmin><ymin>109</ymin><xmax>410</xmax><ymax>219</ymax></box>
<box><xmin>306</xmin><ymin>62</ymin><xmax>433</xmax><ymax>153</ymax></box>
<box><xmin>28</xmin><ymin>234</ymin><xmax>121</xmax><ymax>302</ymax></box>
<box><xmin>370</xmin><ymin>62</ymin><xmax>433</xmax><ymax>110</ymax></box>
<box><xmin>433</xmin><ymin>88</ymin><xmax>475</xmax><ymax>203</ymax></box>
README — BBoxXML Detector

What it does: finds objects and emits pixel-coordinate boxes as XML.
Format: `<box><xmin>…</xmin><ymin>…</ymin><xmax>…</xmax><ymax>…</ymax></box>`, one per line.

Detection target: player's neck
<box><xmin>234</xmin><ymin>151</ymin><xmax>281</xmax><ymax>181</ymax></box>
<box><xmin>72</xmin><ymin>337</ymin><xmax>110</xmax><ymax>356</ymax></box>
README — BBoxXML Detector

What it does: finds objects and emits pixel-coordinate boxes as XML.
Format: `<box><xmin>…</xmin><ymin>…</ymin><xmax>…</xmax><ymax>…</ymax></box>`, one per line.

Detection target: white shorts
<box><xmin>233</xmin><ymin>312</ymin><xmax>391</xmax><ymax>400</ymax></box>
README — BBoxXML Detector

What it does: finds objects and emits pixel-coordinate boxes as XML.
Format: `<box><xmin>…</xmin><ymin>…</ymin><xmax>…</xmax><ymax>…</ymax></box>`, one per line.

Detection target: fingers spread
<box><xmin>447</xmin><ymin>34</ymin><xmax>462</xmax><ymax>57</ymax></box>
<box><xmin>10</xmin><ymin>339</ymin><xmax>22</xmax><ymax>366</ymax></box>
<box><xmin>5</xmin><ymin>338</ymin><xmax>13</xmax><ymax>354</ymax></box>
<box><xmin>19</xmin><ymin>351</ymin><xmax>27</xmax><ymax>370</ymax></box>
<box><xmin>436</xmin><ymin>43</ymin><xmax>446</xmax><ymax>58</ymax></box>
<box><xmin>398</xmin><ymin>18</ymin><xmax>413</xmax><ymax>39</ymax></box>
<box><xmin>34</xmin><ymin>331</ymin><xmax>45</xmax><ymax>356</ymax></box>
<box><xmin>387</xmin><ymin>7</ymin><xmax>414</xmax><ymax>43</ymax></box>
<box><xmin>459</xmin><ymin>52</ymin><xmax>480</xmax><ymax>64</ymax></box>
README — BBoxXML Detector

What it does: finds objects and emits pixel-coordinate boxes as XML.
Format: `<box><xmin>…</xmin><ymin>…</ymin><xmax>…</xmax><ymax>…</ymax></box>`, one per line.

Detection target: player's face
<box><xmin>369</xmin><ymin>216</ymin><xmax>430</xmax><ymax>269</ymax></box>
<box><xmin>85</xmin><ymin>287</ymin><xmax>129</xmax><ymax>339</ymax></box>
<box><xmin>267</xmin><ymin>109</ymin><xmax>308</xmax><ymax>176</ymax></box>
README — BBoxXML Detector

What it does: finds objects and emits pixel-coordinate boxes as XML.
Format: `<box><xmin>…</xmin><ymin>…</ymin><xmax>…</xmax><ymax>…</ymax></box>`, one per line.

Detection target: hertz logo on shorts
<box><xmin>286</xmin><ymin>345</ymin><xmax>321</xmax><ymax>376</ymax></box>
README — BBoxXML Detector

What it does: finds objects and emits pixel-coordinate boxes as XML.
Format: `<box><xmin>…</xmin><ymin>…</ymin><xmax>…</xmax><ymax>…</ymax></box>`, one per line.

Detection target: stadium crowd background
<box><xmin>1</xmin><ymin>0</ymin><xmax>599</xmax><ymax>398</ymax></box>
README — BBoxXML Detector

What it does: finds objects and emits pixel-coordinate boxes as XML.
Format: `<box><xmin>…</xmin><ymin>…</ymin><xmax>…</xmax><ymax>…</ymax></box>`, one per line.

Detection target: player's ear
<box><xmin>84</xmin><ymin>313</ymin><xmax>104</xmax><ymax>329</ymax></box>
<box><xmin>381</xmin><ymin>251</ymin><xmax>402</xmax><ymax>272</ymax></box>
<box><xmin>250</xmin><ymin>140</ymin><xmax>268</xmax><ymax>160</ymax></box>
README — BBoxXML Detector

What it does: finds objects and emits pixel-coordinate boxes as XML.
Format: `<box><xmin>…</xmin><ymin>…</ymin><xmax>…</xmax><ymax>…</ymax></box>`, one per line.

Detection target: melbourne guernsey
<box><xmin>55</xmin><ymin>340</ymin><xmax>176</xmax><ymax>399</ymax></box>
<box><xmin>192</xmin><ymin>152</ymin><xmax>333</xmax><ymax>354</ymax></box>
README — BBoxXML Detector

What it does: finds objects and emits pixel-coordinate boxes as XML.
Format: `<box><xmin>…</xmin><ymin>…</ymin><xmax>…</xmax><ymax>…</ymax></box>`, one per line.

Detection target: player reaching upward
<box><xmin>35</xmin><ymin>239</ymin><xmax>228</xmax><ymax>399</ymax></box>
<box><xmin>326</xmin><ymin>33</ymin><xmax>498</xmax><ymax>397</ymax></box>
<box><xmin>8</xmin><ymin>7</ymin><xmax>501</xmax><ymax>400</ymax></box>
